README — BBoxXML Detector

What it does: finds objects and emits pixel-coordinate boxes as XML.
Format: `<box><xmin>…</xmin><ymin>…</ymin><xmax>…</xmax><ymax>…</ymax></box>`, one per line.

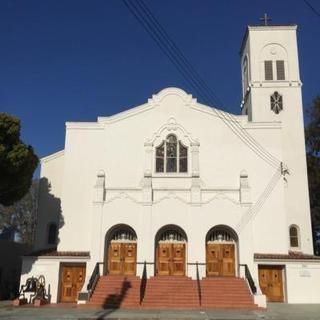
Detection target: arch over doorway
<box><xmin>205</xmin><ymin>225</ymin><xmax>238</xmax><ymax>277</ymax></box>
<box><xmin>104</xmin><ymin>224</ymin><xmax>137</xmax><ymax>276</ymax></box>
<box><xmin>155</xmin><ymin>225</ymin><xmax>187</xmax><ymax>276</ymax></box>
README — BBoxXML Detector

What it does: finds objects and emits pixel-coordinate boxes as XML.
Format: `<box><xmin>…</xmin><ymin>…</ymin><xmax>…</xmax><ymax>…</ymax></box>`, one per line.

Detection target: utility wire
<box><xmin>303</xmin><ymin>0</ymin><xmax>320</xmax><ymax>18</ymax></box>
<box><xmin>123</xmin><ymin>0</ymin><xmax>286</xmax><ymax>231</ymax></box>
<box><xmin>123</xmin><ymin>0</ymin><xmax>282</xmax><ymax>169</ymax></box>
<box><xmin>236</xmin><ymin>165</ymin><xmax>282</xmax><ymax>233</ymax></box>
<box><xmin>136</xmin><ymin>0</ymin><xmax>224</xmax><ymax>107</ymax></box>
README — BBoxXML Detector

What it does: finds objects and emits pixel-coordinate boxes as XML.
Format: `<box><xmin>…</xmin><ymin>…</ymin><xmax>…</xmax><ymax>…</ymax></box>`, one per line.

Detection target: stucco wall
<box><xmin>20</xmin><ymin>257</ymin><xmax>88</xmax><ymax>304</ymax></box>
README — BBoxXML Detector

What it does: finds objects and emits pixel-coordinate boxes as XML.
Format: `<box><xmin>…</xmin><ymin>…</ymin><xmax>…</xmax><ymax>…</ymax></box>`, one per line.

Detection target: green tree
<box><xmin>0</xmin><ymin>179</ymin><xmax>39</xmax><ymax>243</ymax></box>
<box><xmin>305</xmin><ymin>96</ymin><xmax>320</xmax><ymax>228</ymax></box>
<box><xmin>0</xmin><ymin>113</ymin><xmax>38</xmax><ymax>206</ymax></box>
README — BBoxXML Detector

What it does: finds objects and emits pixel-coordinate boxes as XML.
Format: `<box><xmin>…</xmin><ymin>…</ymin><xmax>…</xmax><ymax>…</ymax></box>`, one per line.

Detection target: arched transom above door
<box><xmin>111</xmin><ymin>228</ymin><xmax>137</xmax><ymax>242</ymax></box>
<box><xmin>206</xmin><ymin>226</ymin><xmax>238</xmax><ymax>243</ymax></box>
<box><xmin>159</xmin><ymin>229</ymin><xmax>187</xmax><ymax>242</ymax></box>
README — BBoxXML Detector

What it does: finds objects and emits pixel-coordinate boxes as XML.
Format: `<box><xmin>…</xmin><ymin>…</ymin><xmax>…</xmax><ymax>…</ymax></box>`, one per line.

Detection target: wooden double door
<box><xmin>108</xmin><ymin>242</ymin><xmax>137</xmax><ymax>275</ymax></box>
<box><xmin>206</xmin><ymin>243</ymin><xmax>235</xmax><ymax>277</ymax></box>
<box><xmin>157</xmin><ymin>243</ymin><xmax>185</xmax><ymax>276</ymax></box>
<box><xmin>60</xmin><ymin>264</ymin><xmax>86</xmax><ymax>302</ymax></box>
<box><xmin>258</xmin><ymin>265</ymin><xmax>284</xmax><ymax>302</ymax></box>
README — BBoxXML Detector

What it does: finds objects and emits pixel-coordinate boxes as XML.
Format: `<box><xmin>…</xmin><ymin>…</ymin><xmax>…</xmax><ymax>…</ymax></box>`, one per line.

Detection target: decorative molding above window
<box><xmin>144</xmin><ymin>118</ymin><xmax>199</xmax><ymax>177</ymax></box>
<box><xmin>260</xmin><ymin>43</ymin><xmax>288</xmax><ymax>81</ymax></box>
<box><xmin>270</xmin><ymin>91</ymin><xmax>283</xmax><ymax>114</ymax></box>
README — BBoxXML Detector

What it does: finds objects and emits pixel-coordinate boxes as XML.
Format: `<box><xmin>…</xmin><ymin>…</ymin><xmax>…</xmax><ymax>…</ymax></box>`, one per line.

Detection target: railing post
<box><xmin>140</xmin><ymin>261</ymin><xmax>147</xmax><ymax>305</ymax></box>
<box><xmin>239</xmin><ymin>264</ymin><xmax>257</xmax><ymax>294</ymax></box>
<box><xmin>196</xmin><ymin>261</ymin><xmax>202</xmax><ymax>306</ymax></box>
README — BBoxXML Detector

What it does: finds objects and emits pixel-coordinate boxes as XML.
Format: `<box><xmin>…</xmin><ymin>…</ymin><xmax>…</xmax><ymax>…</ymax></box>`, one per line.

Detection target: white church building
<box><xmin>20</xmin><ymin>24</ymin><xmax>320</xmax><ymax>308</ymax></box>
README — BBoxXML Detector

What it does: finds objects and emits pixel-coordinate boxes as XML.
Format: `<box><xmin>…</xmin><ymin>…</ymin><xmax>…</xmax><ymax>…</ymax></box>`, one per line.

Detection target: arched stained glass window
<box><xmin>155</xmin><ymin>134</ymin><xmax>188</xmax><ymax>173</ymax></box>
<box><xmin>166</xmin><ymin>135</ymin><xmax>177</xmax><ymax>172</ymax></box>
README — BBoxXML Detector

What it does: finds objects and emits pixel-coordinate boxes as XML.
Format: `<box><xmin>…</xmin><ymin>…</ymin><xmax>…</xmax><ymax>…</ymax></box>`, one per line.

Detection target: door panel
<box><xmin>157</xmin><ymin>243</ymin><xmax>185</xmax><ymax>276</ymax></box>
<box><xmin>258</xmin><ymin>266</ymin><xmax>284</xmax><ymax>302</ymax></box>
<box><xmin>206</xmin><ymin>243</ymin><xmax>235</xmax><ymax>277</ymax></box>
<box><xmin>108</xmin><ymin>243</ymin><xmax>122</xmax><ymax>275</ymax></box>
<box><xmin>107</xmin><ymin>242</ymin><xmax>137</xmax><ymax>275</ymax></box>
<box><xmin>60</xmin><ymin>265</ymin><xmax>86</xmax><ymax>303</ymax></box>
<box><xmin>123</xmin><ymin>243</ymin><xmax>137</xmax><ymax>275</ymax></box>
<box><xmin>221</xmin><ymin>244</ymin><xmax>235</xmax><ymax>276</ymax></box>
<box><xmin>157</xmin><ymin>243</ymin><xmax>171</xmax><ymax>276</ymax></box>
<box><xmin>206</xmin><ymin>244</ymin><xmax>221</xmax><ymax>276</ymax></box>
<box><xmin>172</xmin><ymin>243</ymin><xmax>185</xmax><ymax>276</ymax></box>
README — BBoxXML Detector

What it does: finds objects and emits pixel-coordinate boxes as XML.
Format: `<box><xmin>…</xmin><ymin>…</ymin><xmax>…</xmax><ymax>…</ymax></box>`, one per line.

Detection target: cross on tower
<box><xmin>260</xmin><ymin>13</ymin><xmax>272</xmax><ymax>26</ymax></box>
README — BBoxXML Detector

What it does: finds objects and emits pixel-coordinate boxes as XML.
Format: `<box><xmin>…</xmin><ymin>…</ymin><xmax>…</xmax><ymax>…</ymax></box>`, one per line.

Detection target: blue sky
<box><xmin>1</xmin><ymin>0</ymin><xmax>319</xmax><ymax>170</ymax></box>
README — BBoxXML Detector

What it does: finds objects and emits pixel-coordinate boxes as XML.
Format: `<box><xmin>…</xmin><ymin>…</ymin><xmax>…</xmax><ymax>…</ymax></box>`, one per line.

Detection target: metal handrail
<box><xmin>239</xmin><ymin>264</ymin><xmax>257</xmax><ymax>294</ymax></box>
<box><xmin>87</xmin><ymin>262</ymin><xmax>103</xmax><ymax>298</ymax></box>
<box><xmin>195</xmin><ymin>262</ymin><xmax>202</xmax><ymax>306</ymax></box>
<box><xmin>139</xmin><ymin>261</ymin><xmax>147</xmax><ymax>305</ymax></box>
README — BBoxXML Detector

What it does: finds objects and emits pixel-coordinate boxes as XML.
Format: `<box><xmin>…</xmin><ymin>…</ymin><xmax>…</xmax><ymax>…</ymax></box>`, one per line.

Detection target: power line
<box><xmin>303</xmin><ymin>0</ymin><xmax>320</xmax><ymax>18</ymax></box>
<box><xmin>236</xmin><ymin>165</ymin><xmax>282</xmax><ymax>233</ymax></box>
<box><xmin>123</xmin><ymin>0</ymin><xmax>282</xmax><ymax>169</ymax></box>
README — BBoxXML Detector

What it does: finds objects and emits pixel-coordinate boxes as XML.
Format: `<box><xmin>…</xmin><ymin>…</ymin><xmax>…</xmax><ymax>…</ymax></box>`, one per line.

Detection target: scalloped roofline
<box><xmin>66</xmin><ymin>87</ymin><xmax>238</xmax><ymax>129</ymax></box>
<box><xmin>97</xmin><ymin>87</ymin><xmax>197</xmax><ymax>125</ymax></box>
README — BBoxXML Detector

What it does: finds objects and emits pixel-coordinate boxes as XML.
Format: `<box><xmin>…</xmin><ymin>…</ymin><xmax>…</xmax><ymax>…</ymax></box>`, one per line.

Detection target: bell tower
<box><xmin>240</xmin><ymin>23</ymin><xmax>302</xmax><ymax>122</ymax></box>
<box><xmin>240</xmin><ymin>22</ymin><xmax>313</xmax><ymax>253</ymax></box>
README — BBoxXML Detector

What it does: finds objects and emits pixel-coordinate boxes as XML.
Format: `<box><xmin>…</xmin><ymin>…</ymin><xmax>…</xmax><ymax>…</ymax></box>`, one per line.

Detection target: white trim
<box><xmin>40</xmin><ymin>150</ymin><xmax>64</xmax><ymax>164</ymax></box>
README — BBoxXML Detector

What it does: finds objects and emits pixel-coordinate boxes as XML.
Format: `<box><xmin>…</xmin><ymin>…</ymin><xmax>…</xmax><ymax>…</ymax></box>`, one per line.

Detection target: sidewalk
<box><xmin>0</xmin><ymin>301</ymin><xmax>320</xmax><ymax>319</ymax></box>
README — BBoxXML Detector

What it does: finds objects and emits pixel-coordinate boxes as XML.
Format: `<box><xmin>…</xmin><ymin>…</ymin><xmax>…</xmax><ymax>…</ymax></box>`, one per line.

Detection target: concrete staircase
<box><xmin>87</xmin><ymin>275</ymin><xmax>258</xmax><ymax>309</ymax></box>
<box><xmin>142</xmin><ymin>276</ymin><xmax>199</xmax><ymax>309</ymax></box>
<box><xmin>87</xmin><ymin>275</ymin><xmax>140</xmax><ymax>308</ymax></box>
<box><xmin>200</xmin><ymin>277</ymin><xmax>257</xmax><ymax>309</ymax></box>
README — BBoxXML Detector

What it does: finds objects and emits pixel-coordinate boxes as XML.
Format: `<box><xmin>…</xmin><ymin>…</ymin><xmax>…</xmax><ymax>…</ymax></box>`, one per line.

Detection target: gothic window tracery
<box><xmin>155</xmin><ymin>134</ymin><xmax>188</xmax><ymax>173</ymax></box>
<box><xmin>270</xmin><ymin>91</ymin><xmax>283</xmax><ymax>114</ymax></box>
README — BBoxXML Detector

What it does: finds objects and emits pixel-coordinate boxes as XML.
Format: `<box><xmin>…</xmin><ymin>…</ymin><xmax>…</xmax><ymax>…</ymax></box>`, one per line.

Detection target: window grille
<box><xmin>276</xmin><ymin>60</ymin><xmax>285</xmax><ymax>80</ymax></box>
<box><xmin>207</xmin><ymin>230</ymin><xmax>235</xmax><ymax>242</ymax></box>
<box><xmin>155</xmin><ymin>134</ymin><xmax>188</xmax><ymax>173</ymax></box>
<box><xmin>112</xmin><ymin>229</ymin><xmax>137</xmax><ymax>241</ymax></box>
<box><xmin>270</xmin><ymin>91</ymin><xmax>283</xmax><ymax>114</ymax></box>
<box><xmin>264</xmin><ymin>60</ymin><xmax>273</xmax><ymax>80</ymax></box>
<box><xmin>159</xmin><ymin>230</ymin><xmax>186</xmax><ymax>242</ymax></box>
